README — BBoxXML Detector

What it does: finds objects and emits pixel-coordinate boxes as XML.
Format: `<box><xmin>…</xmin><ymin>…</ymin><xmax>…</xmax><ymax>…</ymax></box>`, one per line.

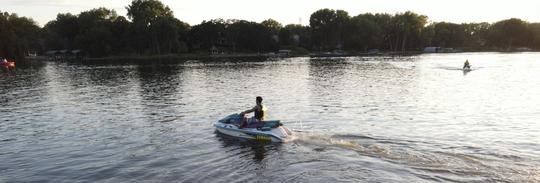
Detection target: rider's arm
<box><xmin>241</xmin><ymin>106</ymin><xmax>256</xmax><ymax>115</ymax></box>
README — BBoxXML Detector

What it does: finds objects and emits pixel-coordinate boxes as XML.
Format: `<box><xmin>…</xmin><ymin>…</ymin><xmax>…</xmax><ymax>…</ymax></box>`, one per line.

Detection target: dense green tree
<box><xmin>278</xmin><ymin>26</ymin><xmax>293</xmax><ymax>46</ymax></box>
<box><xmin>420</xmin><ymin>23</ymin><xmax>435</xmax><ymax>47</ymax></box>
<box><xmin>74</xmin><ymin>8</ymin><xmax>118</xmax><ymax>57</ymax></box>
<box><xmin>279</xmin><ymin>24</ymin><xmax>311</xmax><ymax>50</ymax></box>
<box><xmin>341</xmin><ymin>11</ymin><xmax>427</xmax><ymax>52</ymax></box>
<box><xmin>78</xmin><ymin>7</ymin><xmax>118</xmax><ymax>27</ymax></box>
<box><xmin>334</xmin><ymin>10</ymin><xmax>350</xmax><ymax>49</ymax></box>
<box><xmin>0</xmin><ymin>12</ymin><xmax>41</xmax><ymax>60</ymax></box>
<box><xmin>227</xmin><ymin>20</ymin><xmax>276</xmax><ymax>52</ymax></box>
<box><xmin>488</xmin><ymin>18</ymin><xmax>531</xmax><ymax>50</ymax></box>
<box><xmin>370</xmin><ymin>13</ymin><xmax>394</xmax><ymax>50</ymax></box>
<box><xmin>390</xmin><ymin>11</ymin><xmax>428</xmax><ymax>51</ymax></box>
<box><xmin>346</xmin><ymin>13</ymin><xmax>381</xmax><ymax>51</ymax></box>
<box><xmin>43</xmin><ymin>13</ymin><xmax>79</xmax><ymax>50</ymax></box>
<box><xmin>175</xmin><ymin>19</ymin><xmax>190</xmax><ymax>53</ymax></box>
<box><xmin>188</xmin><ymin>19</ymin><xmax>278</xmax><ymax>53</ymax></box>
<box><xmin>431</xmin><ymin>22</ymin><xmax>465</xmax><ymax>48</ymax></box>
<box><xmin>422</xmin><ymin>22</ymin><xmax>490</xmax><ymax>51</ymax></box>
<box><xmin>529</xmin><ymin>23</ymin><xmax>540</xmax><ymax>49</ymax></box>
<box><xmin>261</xmin><ymin>19</ymin><xmax>281</xmax><ymax>49</ymax></box>
<box><xmin>461</xmin><ymin>23</ymin><xmax>490</xmax><ymax>50</ymax></box>
<box><xmin>39</xmin><ymin>0</ymin><xmax>189</xmax><ymax>57</ymax></box>
<box><xmin>127</xmin><ymin>0</ymin><xmax>173</xmax><ymax>27</ymax></box>
<box><xmin>310</xmin><ymin>9</ymin><xmax>342</xmax><ymax>51</ymax></box>
<box><xmin>110</xmin><ymin>16</ymin><xmax>133</xmax><ymax>53</ymax></box>
<box><xmin>43</xmin><ymin>9</ymin><xmax>136</xmax><ymax>57</ymax></box>
<box><xmin>188</xmin><ymin>19</ymin><xmax>227</xmax><ymax>52</ymax></box>
<box><xmin>8</xmin><ymin>2</ymin><xmax>540</xmax><ymax>60</ymax></box>
<box><xmin>150</xmin><ymin>16</ymin><xmax>190</xmax><ymax>54</ymax></box>
<box><xmin>261</xmin><ymin>19</ymin><xmax>282</xmax><ymax>34</ymax></box>
<box><xmin>126</xmin><ymin>0</ymin><xmax>176</xmax><ymax>54</ymax></box>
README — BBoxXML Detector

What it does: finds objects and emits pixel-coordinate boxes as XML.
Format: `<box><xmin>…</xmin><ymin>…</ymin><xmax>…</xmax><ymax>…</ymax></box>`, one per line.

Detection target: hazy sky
<box><xmin>3</xmin><ymin>0</ymin><xmax>540</xmax><ymax>27</ymax></box>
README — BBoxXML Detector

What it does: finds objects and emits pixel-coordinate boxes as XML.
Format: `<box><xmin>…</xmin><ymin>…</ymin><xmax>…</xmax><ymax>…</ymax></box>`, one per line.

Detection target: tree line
<box><xmin>2</xmin><ymin>0</ymin><xmax>540</xmax><ymax>60</ymax></box>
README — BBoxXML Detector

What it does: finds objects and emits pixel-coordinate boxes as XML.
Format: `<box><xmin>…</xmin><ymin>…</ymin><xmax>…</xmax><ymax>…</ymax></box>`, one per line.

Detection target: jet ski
<box><xmin>214</xmin><ymin>114</ymin><xmax>294</xmax><ymax>142</ymax></box>
<box><xmin>463</xmin><ymin>66</ymin><xmax>472</xmax><ymax>72</ymax></box>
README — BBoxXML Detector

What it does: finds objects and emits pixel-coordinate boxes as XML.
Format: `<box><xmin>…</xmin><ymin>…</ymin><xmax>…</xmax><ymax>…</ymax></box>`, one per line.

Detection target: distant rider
<box><xmin>463</xmin><ymin>60</ymin><xmax>471</xmax><ymax>69</ymax></box>
<box><xmin>239</xmin><ymin>96</ymin><xmax>266</xmax><ymax>128</ymax></box>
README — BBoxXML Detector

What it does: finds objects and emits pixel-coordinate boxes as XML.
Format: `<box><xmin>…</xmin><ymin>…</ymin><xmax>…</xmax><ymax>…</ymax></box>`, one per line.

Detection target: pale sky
<box><xmin>2</xmin><ymin>0</ymin><xmax>540</xmax><ymax>27</ymax></box>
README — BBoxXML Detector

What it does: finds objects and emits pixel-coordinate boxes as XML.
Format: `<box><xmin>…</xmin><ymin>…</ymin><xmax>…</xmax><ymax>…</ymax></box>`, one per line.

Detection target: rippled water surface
<box><xmin>1</xmin><ymin>53</ymin><xmax>540</xmax><ymax>182</ymax></box>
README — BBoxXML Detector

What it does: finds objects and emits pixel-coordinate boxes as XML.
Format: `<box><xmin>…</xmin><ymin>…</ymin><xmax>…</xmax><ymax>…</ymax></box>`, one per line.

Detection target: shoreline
<box><xmin>24</xmin><ymin>50</ymin><xmax>540</xmax><ymax>63</ymax></box>
<box><xmin>84</xmin><ymin>53</ymin><xmax>283</xmax><ymax>62</ymax></box>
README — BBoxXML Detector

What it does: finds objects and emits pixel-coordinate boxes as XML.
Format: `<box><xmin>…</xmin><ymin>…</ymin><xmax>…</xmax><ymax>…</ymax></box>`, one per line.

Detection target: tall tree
<box><xmin>488</xmin><ymin>18</ymin><xmax>531</xmax><ymax>50</ymax></box>
<box><xmin>74</xmin><ymin>8</ymin><xmax>118</xmax><ymax>57</ymax></box>
<box><xmin>126</xmin><ymin>0</ymin><xmax>175</xmax><ymax>54</ymax></box>
<box><xmin>261</xmin><ymin>19</ymin><xmax>282</xmax><ymax>34</ymax></box>
<box><xmin>261</xmin><ymin>19</ymin><xmax>282</xmax><ymax>50</ymax></box>
<box><xmin>43</xmin><ymin>13</ymin><xmax>79</xmax><ymax>50</ymax></box>
<box><xmin>371</xmin><ymin>13</ymin><xmax>394</xmax><ymax>51</ymax></box>
<box><xmin>227</xmin><ymin>20</ymin><xmax>275</xmax><ymax>52</ymax></box>
<box><xmin>0</xmin><ymin>12</ymin><xmax>42</xmax><ymax>60</ymax></box>
<box><xmin>390</xmin><ymin>11</ymin><xmax>427</xmax><ymax>51</ymax></box>
<box><xmin>188</xmin><ymin>19</ymin><xmax>227</xmax><ymax>52</ymax></box>
<box><xmin>461</xmin><ymin>22</ymin><xmax>490</xmax><ymax>50</ymax></box>
<box><xmin>150</xmin><ymin>16</ymin><xmax>189</xmax><ymax>54</ymax></box>
<box><xmin>431</xmin><ymin>22</ymin><xmax>465</xmax><ymax>48</ymax></box>
<box><xmin>110</xmin><ymin>16</ymin><xmax>133</xmax><ymax>54</ymax></box>
<box><xmin>127</xmin><ymin>0</ymin><xmax>173</xmax><ymax>27</ymax></box>
<box><xmin>334</xmin><ymin>10</ymin><xmax>350</xmax><ymax>49</ymax></box>
<box><xmin>279</xmin><ymin>24</ymin><xmax>311</xmax><ymax>50</ymax></box>
<box><xmin>529</xmin><ymin>23</ymin><xmax>540</xmax><ymax>49</ymax></box>
<box><xmin>346</xmin><ymin>13</ymin><xmax>381</xmax><ymax>51</ymax></box>
<box><xmin>310</xmin><ymin>9</ymin><xmax>338</xmax><ymax>51</ymax></box>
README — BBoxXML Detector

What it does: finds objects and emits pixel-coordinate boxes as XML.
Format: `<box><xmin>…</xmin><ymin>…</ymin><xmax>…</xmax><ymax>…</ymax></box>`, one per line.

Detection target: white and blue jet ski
<box><xmin>214</xmin><ymin>114</ymin><xmax>294</xmax><ymax>142</ymax></box>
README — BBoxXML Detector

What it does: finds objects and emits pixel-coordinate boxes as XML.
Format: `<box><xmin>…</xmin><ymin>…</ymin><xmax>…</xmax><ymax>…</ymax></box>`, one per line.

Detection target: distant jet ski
<box><xmin>463</xmin><ymin>60</ymin><xmax>471</xmax><ymax>72</ymax></box>
<box><xmin>214</xmin><ymin>114</ymin><xmax>294</xmax><ymax>142</ymax></box>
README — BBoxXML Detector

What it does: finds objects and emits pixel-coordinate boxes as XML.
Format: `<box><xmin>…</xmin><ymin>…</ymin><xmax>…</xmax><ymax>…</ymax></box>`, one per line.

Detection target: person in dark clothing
<box><xmin>463</xmin><ymin>60</ymin><xmax>471</xmax><ymax>69</ymax></box>
<box><xmin>239</xmin><ymin>96</ymin><xmax>266</xmax><ymax>128</ymax></box>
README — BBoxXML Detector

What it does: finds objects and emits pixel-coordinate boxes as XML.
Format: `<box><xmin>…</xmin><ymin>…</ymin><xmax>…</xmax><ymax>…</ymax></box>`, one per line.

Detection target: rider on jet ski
<box><xmin>463</xmin><ymin>60</ymin><xmax>471</xmax><ymax>69</ymax></box>
<box><xmin>239</xmin><ymin>96</ymin><xmax>266</xmax><ymax>128</ymax></box>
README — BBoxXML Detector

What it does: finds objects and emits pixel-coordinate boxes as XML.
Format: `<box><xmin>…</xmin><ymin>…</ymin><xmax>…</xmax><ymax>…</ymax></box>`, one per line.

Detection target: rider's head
<box><xmin>256</xmin><ymin>96</ymin><xmax>263</xmax><ymax>104</ymax></box>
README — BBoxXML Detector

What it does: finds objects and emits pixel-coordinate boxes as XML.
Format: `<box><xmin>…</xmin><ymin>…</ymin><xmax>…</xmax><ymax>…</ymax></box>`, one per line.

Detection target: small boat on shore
<box><xmin>214</xmin><ymin>114</ymin><xmax>294</xmax><ymax>142</ymax></box>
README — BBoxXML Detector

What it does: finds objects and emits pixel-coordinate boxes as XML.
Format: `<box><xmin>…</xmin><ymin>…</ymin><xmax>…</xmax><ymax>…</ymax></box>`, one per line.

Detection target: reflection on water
<box><xmin>294</xmin><ymin>133</ymin><xmax>540</xmax><ymax>182</ymax></box>
<box><xmin>215</xmin><ymin>132</ymin><xmax>274</xmax><ymax>162</ymax></box>
<box><xmin>1</xmin><ymin>53</ymin><xmax>540</xmax><ymax>182</ymax></box>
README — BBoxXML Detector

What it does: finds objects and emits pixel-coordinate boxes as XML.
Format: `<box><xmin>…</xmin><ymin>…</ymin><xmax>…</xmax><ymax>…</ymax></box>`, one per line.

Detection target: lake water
<box><xmin>1</xmin><ymin>53</ymin><xmax>540</xmax><ymax>182</ymax></box>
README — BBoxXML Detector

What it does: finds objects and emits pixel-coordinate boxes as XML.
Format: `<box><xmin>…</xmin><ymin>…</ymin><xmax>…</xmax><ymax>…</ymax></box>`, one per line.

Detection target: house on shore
<box><xmin>278</xmin><ymin>49</ymin><xmax>291</xmax><ymax>56</ymax></box>
<box><xmin>423</xmin><ymin>47</ymin><xmax>459</xmax><ymax>53</ymax></box>
<box><xmin>210</xmin><ymin>32</ymin><xmax>235</xmax><ymax>55</ymax></box>
<box><xmin>423</xmin><ymin>47</ymin><xmax>441</xmax><ymax>53</ymax></box>
<box><xmin>45</xmin><ymin>49</ymin><xmax>87</xmax><ymax>61</ymax></box>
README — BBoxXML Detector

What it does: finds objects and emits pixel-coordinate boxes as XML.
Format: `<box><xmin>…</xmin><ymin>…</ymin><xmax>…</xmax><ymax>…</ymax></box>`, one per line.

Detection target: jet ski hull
<box><xmin>214</xmin><ymin>114</ymin><xmax>294</xmax><ymax>142</ymax></box>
